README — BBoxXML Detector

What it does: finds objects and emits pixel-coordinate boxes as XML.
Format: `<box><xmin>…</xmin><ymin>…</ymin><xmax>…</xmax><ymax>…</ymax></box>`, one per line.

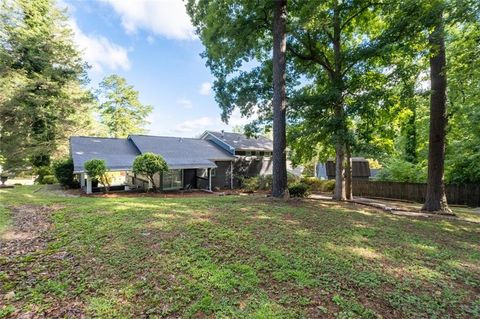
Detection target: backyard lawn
<box><xmin>0</xmin><ymin>186</ymin><xmax>479</xmax><ymax>318</ymax></box>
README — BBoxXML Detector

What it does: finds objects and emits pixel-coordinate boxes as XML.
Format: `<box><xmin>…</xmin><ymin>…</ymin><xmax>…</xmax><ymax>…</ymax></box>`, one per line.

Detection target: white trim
<box><xmin>86</xmin><ymin>176</ymin><xmax>92</xmax><ymax>194</ymax></box>
<box><xmin>200</xmin><ymin>131</ymin><xmax>235</xmax><ymax>154</ymax></box>
<box><xmin>208</xmin><ymin>168</ymin><xmax>212</xmax><ymax>191</ymax></box>
<box><xmin>230</xmin><ymin>161</ymin><xmax>233</xmax><ymax>189</ymax></box>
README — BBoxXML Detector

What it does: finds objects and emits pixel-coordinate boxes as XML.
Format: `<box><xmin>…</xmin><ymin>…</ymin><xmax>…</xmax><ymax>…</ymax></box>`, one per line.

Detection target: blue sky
<box><xmin>63</xmin><ymin>0</ymin><xmax>253</xmax><ymax>137</ymax></box>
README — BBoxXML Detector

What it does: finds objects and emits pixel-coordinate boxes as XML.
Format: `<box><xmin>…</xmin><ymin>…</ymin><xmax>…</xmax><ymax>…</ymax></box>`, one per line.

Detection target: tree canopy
<box><xmin>96</xmin><ymin>75</ymin><xmax>153</xmax><ymax>138</ymax></box>
<box><xmin>0</xmin><ymin>0</ymin><xmax>96</xmax><ymax>171</ymax></box>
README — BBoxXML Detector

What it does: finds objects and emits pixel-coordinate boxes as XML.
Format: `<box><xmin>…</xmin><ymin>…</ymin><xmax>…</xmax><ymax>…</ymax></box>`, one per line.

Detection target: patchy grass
<box><xmin>0</xmin><ymin>186</ymin><xmax>479</xmax><ymax>318</ymax></box>
<box><xmin>0</xmin><ymin>203</ymin><xmax>10</xmax><ymax>236</ymax></box>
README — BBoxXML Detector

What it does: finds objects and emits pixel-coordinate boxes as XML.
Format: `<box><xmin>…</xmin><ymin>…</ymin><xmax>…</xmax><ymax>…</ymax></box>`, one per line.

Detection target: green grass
<box><xmin>1</xmin><ymin>186</ymin><xmax>479</xmax><ymax>318</ymax></box>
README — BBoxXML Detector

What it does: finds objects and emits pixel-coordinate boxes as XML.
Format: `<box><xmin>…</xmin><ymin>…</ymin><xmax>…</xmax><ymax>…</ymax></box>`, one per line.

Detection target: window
<box><xmin>245</xmin><ymin>151</ymin><xmax>252</xmax><ymax>156</ymax></box>
<box><xmin>162</xmin><ymin>170</ymin><xmax>182</xmax><ymax>190</ymax></box>
<box><xmin>235</xmin><ymin>151</ymin><xmax>246</xmax><ymax>156</ymax></box>
<box><xmin>211</xmin><ymin>168</ymin><xmax>216</xmax><ymax>177</ymax></box>
<box><xmin>259</xmin><ymin>151</ymin><xmax>265</xmax><ymax>156</ymax></box>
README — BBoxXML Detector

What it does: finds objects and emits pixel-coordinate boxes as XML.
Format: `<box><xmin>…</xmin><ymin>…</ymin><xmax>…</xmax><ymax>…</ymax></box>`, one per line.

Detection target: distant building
<box><xmin>323</xmin><ymin>157</ymin><xmax>371</xmax><ymax>180</ymax></box>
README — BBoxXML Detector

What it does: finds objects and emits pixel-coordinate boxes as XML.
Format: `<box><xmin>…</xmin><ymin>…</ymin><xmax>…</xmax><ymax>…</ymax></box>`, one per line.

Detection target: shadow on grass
<box><xmin>1</xmin><ymin>187</ymin><xmax>479</xmax><ymax>318</ymax></box>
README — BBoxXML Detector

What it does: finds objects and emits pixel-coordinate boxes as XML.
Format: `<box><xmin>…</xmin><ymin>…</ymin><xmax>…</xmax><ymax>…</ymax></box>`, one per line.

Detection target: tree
<box><xmin>286</xmin><ymin>0</ymin><xmax>411</xmax><ymax>200</ymax></box>
<box><xmin>272</xmin><ymin>0</ymin><xmax>288</xmax><ymax>198</ymax></box>
<box><xmin>445</xmin><ymin>20</ymin><xmax>480</xmax><ymax>184</ymax></box>
<box><xmin>84</xmin><ymin>159</ymin><xmax>110</xmax><ymax>193</ymax></box>
<box><xmin>187</xmin><ymin>1</ymin><xmax>292</xmax><ymax>197</ymax></box>
<box><xmin>422</xmin><ymin>4</ymin><xmax>451</xmax><ymax>213</ymax></box>
<box><xmin>132</xmin><ymin>153</ymin><xmax>168</xmax><ymax>192</ymax></box>
<box><xmin>96</xmin><ymin>75</ymin><xmax>153</xmax><ymax>138</ymax></box>
<box><xmin>0</xmin><ymin>0</ymin><xmax>95</xmax><ymax>171</ymax></box>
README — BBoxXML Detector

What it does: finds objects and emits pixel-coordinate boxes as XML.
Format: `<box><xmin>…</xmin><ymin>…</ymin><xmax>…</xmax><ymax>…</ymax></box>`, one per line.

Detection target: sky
<box><xmin>62</xmin><ymin>0</ymin><xmax>254</xmax><ymax>137</ymax></box>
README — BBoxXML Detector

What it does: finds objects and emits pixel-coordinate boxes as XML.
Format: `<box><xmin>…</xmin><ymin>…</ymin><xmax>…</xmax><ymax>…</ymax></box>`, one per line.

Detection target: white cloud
<box><xmin>101</xmin><ymin>0</ymin><xmax>195</xmax><ymax>40</ymax></box>
<box><xmin>69</xmin><ymin>19</ymin><xmax>130</xmax><ymax>73</ymax></box>
<box><xmin>146</xmin><ymin>35</ymin><xmax>155</xmax><ymax>44</ymax></box>
<box><xmin>227</xmin><ymin>106</ymin><xmax>259</xmax><ymax>126</ymax></box>
<box><xmin>199</xmin><ymin>82</ymin><xmax>212</xmax><ymax>95</ymax></box>
<box><xmin>176</xmin><ymin>99</ymin><xmax>193</xmax><ymax>109</ymax></box>
<box><xmin>174</xmin><ymin>117</ymin><xmax>213</xmax><ymax>133</ymax></box>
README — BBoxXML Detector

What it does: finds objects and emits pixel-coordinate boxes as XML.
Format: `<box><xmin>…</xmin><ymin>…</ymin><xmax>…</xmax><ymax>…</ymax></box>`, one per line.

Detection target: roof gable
<box><xmin>203</xmin><ymin>131</ymin><xmax>273</xmax><ymax>151</ymax></box>
<box><xmin>70</xmin><ymin>137</ymin><xmax>140</xmax><ymax>173</ymax></box>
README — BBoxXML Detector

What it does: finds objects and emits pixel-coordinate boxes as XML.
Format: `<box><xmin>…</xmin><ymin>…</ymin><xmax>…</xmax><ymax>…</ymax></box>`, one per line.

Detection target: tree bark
<box><xmin>332</xmin><ymin>0</ymin><xmax>346</xmax><ymax>201</ymax></box>
<box><xmin>272</xmin><ymin>0</ymin><xmax>288</xmax><ymax>198</ymax></box>
<box><xmin>345</xmin><ymin>145</ymin><xmax>353</xmax><ymax>200</ymax></box>
<box><xmin>421</xmin><ymin>10</ymin><xmax>452</xmax><ymax>214</ymax></box>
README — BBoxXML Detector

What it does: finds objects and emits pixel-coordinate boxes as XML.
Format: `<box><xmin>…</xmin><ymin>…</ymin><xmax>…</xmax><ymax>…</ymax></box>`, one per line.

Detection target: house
<box><xmin>70</xmin><ymin>131</ymin><xmax>273</xmax><ymax>194</ymax></box>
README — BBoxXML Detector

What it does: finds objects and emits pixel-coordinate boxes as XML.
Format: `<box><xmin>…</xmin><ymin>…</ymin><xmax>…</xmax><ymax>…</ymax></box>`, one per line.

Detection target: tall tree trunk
<box><xmin>332</xmin><ymin>0</ymin><xmax>346</xmax><ymax>201</ymax></box>
<box><xmin>422</xmin><ymin>10</ymin><xmax>452</xmax><ymax>214</ymax></box>
<box><xmin>345</xmin><ymin>145</ymin><xmax>353</xmax><ymax>200</ymax></box>
<box><xmin>272</xmin><ymin>0</ymin><xmax>288</xmax><ymax>198</ymax></box>
<box><xmin>333</xmin><ymin>104</ymin><xmax>346</xmax><ymax>201</ymax></box>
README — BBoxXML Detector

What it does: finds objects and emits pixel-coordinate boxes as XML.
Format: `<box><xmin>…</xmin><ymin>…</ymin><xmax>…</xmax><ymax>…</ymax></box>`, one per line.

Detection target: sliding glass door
<box><xmin>162</xmin><ymin>169</ymin><xmax>183</xmax><ymax>190</ymax></box>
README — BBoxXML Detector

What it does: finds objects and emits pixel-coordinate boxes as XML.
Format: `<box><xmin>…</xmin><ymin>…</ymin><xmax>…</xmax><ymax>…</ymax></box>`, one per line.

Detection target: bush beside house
<box><xmin>84</xmin><ymin>159</ymin><xmax>111</xmax><ymax>193</ymax></box>
<box><xmin>132</xmin><ymin>153</ymin><xmax>168</xmax><ymax>192</ymax></box>
<box><xmin>53</xmin><ymin>158</ymin><xmax>75</xmax><ymax>187</ymax></box>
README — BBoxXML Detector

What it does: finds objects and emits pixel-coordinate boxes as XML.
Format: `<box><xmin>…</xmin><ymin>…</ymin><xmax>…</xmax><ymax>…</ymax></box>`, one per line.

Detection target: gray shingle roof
<box><xmin>70</xmin><ymin>137</ymin><xmax>140</xmax><ymax>173</ymax></box>
<box><xmin>206</xmin><ymin>131</ymin><xmax>273</xmax><ymax>151</ymax></box>
<box><xmin>128</xmin><ymin>135</ymin><xmax>234</xmax><ymax>169</ymax></box>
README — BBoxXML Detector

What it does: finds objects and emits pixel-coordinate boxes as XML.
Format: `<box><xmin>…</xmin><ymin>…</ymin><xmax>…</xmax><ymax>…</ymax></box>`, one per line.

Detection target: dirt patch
<box><xmin>0</xmin><ymin>205</ymin><xmax>63</xmax><ymax>257</ymax></box>
<box><xmin>0</xmin><ymin>204</ymin><xmax>87</xmax><ymax>318</ymax></box>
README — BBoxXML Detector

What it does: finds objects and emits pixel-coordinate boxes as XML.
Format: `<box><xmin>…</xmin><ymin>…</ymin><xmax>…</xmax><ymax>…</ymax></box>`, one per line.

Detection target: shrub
<box><xmin>84</xmin><ymin>159</ymin><xmax>110</xmax><ymax>193</ymax></box>
<box><xmin>132</xmin><ymin>153</ymin><xmax>168</xmax><ymax>191</ymax></box>
<box><xmin>287</xmin><ymin>172</ymin><xmax>300</xmax><ymax>185</ymax></box>
<box><xmin>242</xmin><ymin>173</ymin><xmax>300</xmax><ymax>193</ymax></box>
<box><xmin>300</xmin><ymin>177</ymin><xmax>335</xmax><ymax>192</ymax></box>
<box><xmin>375</xmin><ymin>158</ymin><xmax>426</xmax><ymax>183</ymax></box>
<box><xmin>42</xmin><ymin>175</ymin><xmax>57</xmax><ymax>184</ymax></box>
<box><xmin>242</xmin><ymin>176</ymin><xmax>260</xmax><ymax>192</ymax></box>
<box><xmin>288</xmin><ymin>183</ymin><xmax>310</xmax><ymax>198</ymax></box>
<box><xmin>53</xmin><ymin>158</ymin><xmax>74</xmax><ymax>187</ymax></box>
<box><xmin>35</xmin><ymin>166</ymin><xmax>53</xmax><ymax>184</ymax></box>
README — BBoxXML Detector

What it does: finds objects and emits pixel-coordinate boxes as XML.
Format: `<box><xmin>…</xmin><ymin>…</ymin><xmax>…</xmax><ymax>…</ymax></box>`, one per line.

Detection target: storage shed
<box><xmin>325</xmin><ymin>157</ymin><xmax>371</xmax><ymax>180</ymax></box>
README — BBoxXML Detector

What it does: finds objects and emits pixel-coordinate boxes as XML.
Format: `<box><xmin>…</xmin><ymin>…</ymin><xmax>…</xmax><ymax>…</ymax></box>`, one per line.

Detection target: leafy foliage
<box><xmin>84</xmin><ymin>159</ymin><xmax>110</xmax><ymax>192</ymax></box>
<box><xmin>34</xmin><ymin>166</ymin><xmax>53</xmax><ymax>184</ymax></box>
<box><xmin>300</xmin><ymin>177</ymin><xmax>335</xmax><ymax>193</ymax></box>
<box><xmin>132</xmin><ymin>153</ymin><xmax>168</xmax><ymax>191</ymax></box>
<box><xmin>288</xmin><ymin>183</ymin><xmax>310</xmax><ymax>198</ymax></box>
<box><xmin>0</xmin><ymin>0</ymin><xmax>96</xmax><ymax>170</ymax></box>
<box><xmin>375</xmin><ymin>158</ymin><xmax>427</xmax><ymax>183</ymax></box>
<box><xmin>41</xmin><ymin>175</ymin><xmax>57</xmax><ymax>184</ymax></box>
<box><xmin>96</xmin><ymin>75</ymin><xmax>153</xmax><ymax>138</ymax></box>
<box><xmin>52</xmin><ymin>158</ymin><xmax>74</xmax><ymax>187</ymax></box>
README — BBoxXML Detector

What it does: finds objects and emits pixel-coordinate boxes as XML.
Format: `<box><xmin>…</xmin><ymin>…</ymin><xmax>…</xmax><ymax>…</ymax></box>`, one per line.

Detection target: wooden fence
<box><xmin>352</xmin><ymin>181</ymin><xmax>480</xmax><ymax>207</ymax></box>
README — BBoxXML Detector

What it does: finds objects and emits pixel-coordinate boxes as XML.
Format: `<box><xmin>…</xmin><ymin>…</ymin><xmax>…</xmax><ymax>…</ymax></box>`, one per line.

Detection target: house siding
<box><xmin>232</xmin><ymin>156</ymin><xmax>273</xmax><ymax>187</ymax></box>
<box><xmin>197</xmin><ymin>161</ymin><xmax>233</xmax><ymax>190</ymax></box>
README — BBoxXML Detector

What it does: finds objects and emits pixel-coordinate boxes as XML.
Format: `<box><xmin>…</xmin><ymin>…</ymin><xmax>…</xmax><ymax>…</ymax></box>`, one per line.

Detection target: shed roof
<box><xmin>70</xmin><ymin>136</ymin><xmax>140</xmax><ymax>173</ymax></box>
<box><xmin>205</xmin><ymin>131</ymin><xmax>273</xmax><ymax>151</ymax></box>
<box><xmin>128</xmin><ymin>135</ymin><xmax>234</xmax><ymax>169</ymax></box>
